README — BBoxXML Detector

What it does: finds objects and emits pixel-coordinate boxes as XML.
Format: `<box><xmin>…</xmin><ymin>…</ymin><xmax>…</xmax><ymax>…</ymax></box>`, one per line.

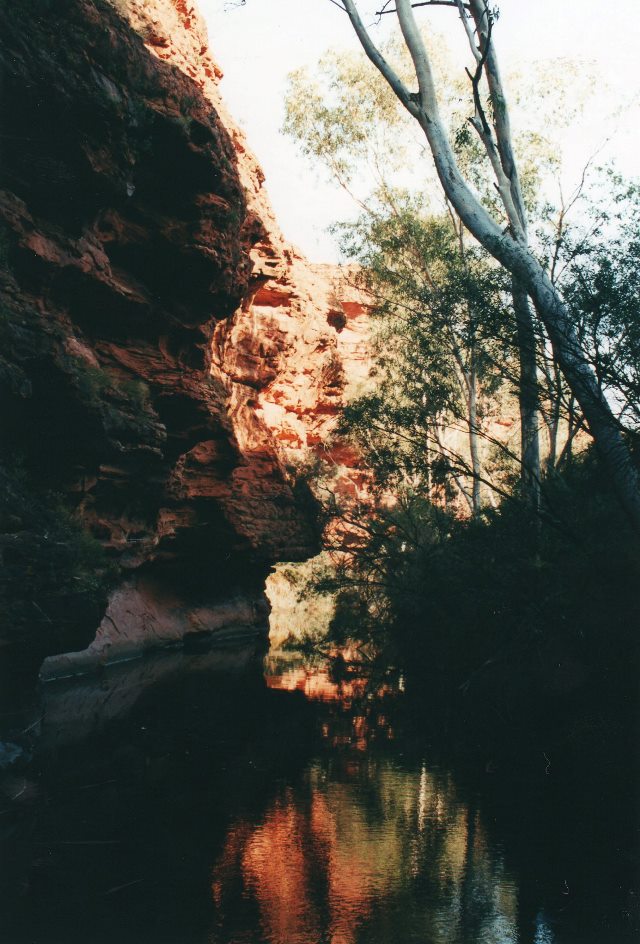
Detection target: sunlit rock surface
<box><xmin>40</xmin><ymin>575</ymin><xmax>269</xmax><ymax>679</ymax></box>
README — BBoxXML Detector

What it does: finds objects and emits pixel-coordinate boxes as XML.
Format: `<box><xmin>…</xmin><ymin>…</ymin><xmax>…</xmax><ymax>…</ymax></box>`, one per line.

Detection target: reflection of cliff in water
<box><xmin>1</xmin><ymin>643</ymin><xmax>312</xmax><ymax>944</ymax></box>
<box><xmin>210</xmin><ymin>654</ymin><xmax>526</xmax><ymax>944</ymax></box>
<box><xmin>211</xmin><ymin>760</ymin><xmax>525</xmax><ymax>944</ymax></box>
<box><xmin>37</xmin><ymin>643</ymin><xmax>264</xmax><ymax>753</ymax></box>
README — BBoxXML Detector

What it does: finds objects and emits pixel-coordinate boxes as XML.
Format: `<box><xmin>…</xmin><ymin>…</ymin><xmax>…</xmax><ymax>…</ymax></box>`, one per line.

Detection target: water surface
<box><xmin>0</xmin><ymin>647</ymin><xmax>636</xmax><ymax>943</ymax></box>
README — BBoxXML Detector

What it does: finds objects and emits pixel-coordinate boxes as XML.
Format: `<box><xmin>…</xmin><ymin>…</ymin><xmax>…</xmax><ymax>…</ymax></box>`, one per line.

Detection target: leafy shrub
<box><xmin>316</xmin><ymin>449</ymin><xmax>640</xmax><ymax>725</ymax></box>
<box><xmin>67</xmin><ymin>361</ymin><xmax>148</xmax><ymax>410</ymax></box>
<box><xmin>0</xmin><ymin>460</ymin><xmax>117</xmax><ymax>655</ymax></box>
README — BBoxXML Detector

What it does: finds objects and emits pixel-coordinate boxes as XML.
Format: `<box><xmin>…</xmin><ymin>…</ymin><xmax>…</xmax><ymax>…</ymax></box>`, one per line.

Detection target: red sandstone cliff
<box><xmin>0</xmin><ymin>0</ymin><xmax>370</xmax><ymax>677</ymax></box>
<box><xmin>122</xmin><ymin>0</ymin><xmax>372</xmax><ymax>497</ymax></box>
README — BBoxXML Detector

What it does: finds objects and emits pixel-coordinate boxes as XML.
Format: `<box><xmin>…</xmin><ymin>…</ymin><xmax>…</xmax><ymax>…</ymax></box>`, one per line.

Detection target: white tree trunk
<box><xmin>341</xmin><ymin>0</ymin><xmax>640</xmax><ymax>531</ymax></box>
<box><xmin>468</xmin><ymin>359</ymin><xmax>482</xmax><ymax>515</ymax></box>
<box><xmin>512</xmin><ymin>278</ymin><xmax>541</xmax><ymax>508</ymax></box>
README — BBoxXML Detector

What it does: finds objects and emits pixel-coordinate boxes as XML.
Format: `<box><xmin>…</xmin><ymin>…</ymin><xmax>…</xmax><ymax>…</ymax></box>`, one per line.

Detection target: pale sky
<box><xmin>201</xmin><ymin>0</ymin><xmax>639</xmax><ymax>261</ymax></box>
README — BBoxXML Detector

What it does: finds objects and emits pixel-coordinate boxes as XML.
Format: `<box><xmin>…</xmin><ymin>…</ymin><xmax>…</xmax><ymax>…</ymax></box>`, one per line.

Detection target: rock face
<box><xmin>0</xmin><ymin>0</ymin><xmax>369</xmax><ymax>676</ymax></box>
<box><xmin>214</xmin><ymin>256</ymin><xmax>371</xmax><ymax>503</ymax></box>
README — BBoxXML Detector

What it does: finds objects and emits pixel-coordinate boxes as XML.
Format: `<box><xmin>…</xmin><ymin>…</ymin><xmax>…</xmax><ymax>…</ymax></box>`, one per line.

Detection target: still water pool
<box><xmin>0</xmin><ymin>646</ymin><xmax>636</xmax><ymax>943</ymax></box>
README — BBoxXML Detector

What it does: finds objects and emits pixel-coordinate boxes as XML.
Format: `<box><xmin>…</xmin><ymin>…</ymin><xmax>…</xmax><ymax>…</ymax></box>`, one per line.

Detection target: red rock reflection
<box><xmin>213</xmin><ymin>799</ymin><xmax>326</xmax><ymax>944</ymax></box>
<box><xmin>264</xmin><ymin>657</ymin><xmax>396</xmax><ymax>749</ymax></box>
<box><xmin>210</xmin><ymin>659</ymin><xmax>403</xmax><ymax>943</ymax></box>
<box><xmin>265</xmin><ymin>663</ymin><xmax>362</xmax><ymax>702</ymax></box>
<box><xmin>212</xmin><ymin>774</ymin><xmax>399</xmax><ymax>944</ymax></box>
<box><xmin>209</xmin><ymin>659</ymin><xmax>518</xmax><ymax>944</ymax></box>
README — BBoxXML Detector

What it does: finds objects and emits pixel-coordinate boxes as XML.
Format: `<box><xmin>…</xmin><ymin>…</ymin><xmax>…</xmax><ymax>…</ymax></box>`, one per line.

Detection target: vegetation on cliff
<box><xmin>0</xmin><ymin>461</ymin><xmax>116</xmax><ymax>669</ymax></box>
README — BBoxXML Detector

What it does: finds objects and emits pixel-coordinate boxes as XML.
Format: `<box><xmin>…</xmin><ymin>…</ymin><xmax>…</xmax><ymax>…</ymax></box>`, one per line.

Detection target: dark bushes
<box><xmin>324</xmin><ymin>449</ymin><xmax>640</xmax><ymax>746</ymax></box>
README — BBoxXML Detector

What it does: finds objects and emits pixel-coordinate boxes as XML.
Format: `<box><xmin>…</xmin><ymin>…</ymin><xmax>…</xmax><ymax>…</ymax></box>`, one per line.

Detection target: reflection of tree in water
<box><xmin>209</xmin><ymin>656</ymin><xmax>523</xmax><ymax>944</ymax></box>
<box><xmin>264</xmin><ymin>651</ymin><xmax>400</xmax><ymax>750</ymax></box>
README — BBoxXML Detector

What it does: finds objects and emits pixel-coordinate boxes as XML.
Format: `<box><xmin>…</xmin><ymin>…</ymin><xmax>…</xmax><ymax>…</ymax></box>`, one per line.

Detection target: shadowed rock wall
<box><xmin>0</xmin><ymin>0</ymin><xmax>370</xmax><ymax>678</ymax></box>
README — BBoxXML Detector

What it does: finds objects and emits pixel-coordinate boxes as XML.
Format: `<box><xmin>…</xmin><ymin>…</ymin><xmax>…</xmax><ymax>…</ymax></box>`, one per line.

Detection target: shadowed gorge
<box><xmin>0</xmin><ymin>1</ymin><xmax>638</xmax><ymax>942</ymax></box>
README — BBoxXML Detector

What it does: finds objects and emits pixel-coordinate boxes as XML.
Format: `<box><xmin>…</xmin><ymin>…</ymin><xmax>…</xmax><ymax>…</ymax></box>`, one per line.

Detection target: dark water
<box><xmin>0</xmin><ymin>646</ymin><xmax>637</xmax><ymax>944</ymax></box>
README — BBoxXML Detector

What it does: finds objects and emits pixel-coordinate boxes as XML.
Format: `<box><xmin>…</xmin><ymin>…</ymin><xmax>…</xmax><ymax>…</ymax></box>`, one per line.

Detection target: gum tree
<box><xmin>284</xmin><ymin>43</ymin><xmax>560</xmax><ymax>508</ymax></box>
<box><xmin>336</xmin><ymin>0</ymin><xmax>640</xmax><ymax>530</ymax></box>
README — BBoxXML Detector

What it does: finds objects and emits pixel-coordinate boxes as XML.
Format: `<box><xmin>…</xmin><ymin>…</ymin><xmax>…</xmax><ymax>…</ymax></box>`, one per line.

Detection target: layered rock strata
<box><xmin>0</xmin><ymin>0</ymin><xmax>369</xmax><ymax>677</ymax></box>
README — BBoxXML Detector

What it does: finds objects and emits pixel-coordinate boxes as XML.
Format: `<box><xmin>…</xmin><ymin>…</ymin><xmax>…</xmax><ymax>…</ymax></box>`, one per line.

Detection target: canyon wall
<box><xmin>0</xmin><ymin>0</ymin><xmax>369</xmax><ymax>677</ymax></box>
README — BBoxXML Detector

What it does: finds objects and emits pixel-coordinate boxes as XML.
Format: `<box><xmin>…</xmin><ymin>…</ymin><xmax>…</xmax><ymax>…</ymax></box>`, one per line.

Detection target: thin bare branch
<box><xmin>469</xmin><ymin>0</ymin><xmax>528</xmax><ymax>237</ymax></box>
<box><xmin>376</xmin><ymin>0</ymin><xmax>469</xmax><ymax>13</ymax></box>
<box><xmin>455</xmin><ymin>0</ymin><xmax>481</xmax><ymax>63</ymax></box>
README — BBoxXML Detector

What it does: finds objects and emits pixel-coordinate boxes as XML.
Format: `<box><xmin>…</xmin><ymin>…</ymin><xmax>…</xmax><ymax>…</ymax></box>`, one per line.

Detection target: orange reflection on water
<box><xmin>210</xmin><ymin>759</ymin><xmax>516</xmax><ymax>944</ymax></box>
<box><xmin>209</xmin><ymin>658</ymin><xmax>519</xmax><ymax>944</ymax></box>
<box><xmin>265</xmin><ymin>664</ymin><xmax>368</xmax><ymax>704</ymax></box>
<box><xmin>212</xmin><ymin>773</ymin><xmax>401</xmax><ymax>944</ymax></box>
<box><xmin>264</xmin><ymin>657</ymin><xmax>397</xmax><ymax>749</ymax></box>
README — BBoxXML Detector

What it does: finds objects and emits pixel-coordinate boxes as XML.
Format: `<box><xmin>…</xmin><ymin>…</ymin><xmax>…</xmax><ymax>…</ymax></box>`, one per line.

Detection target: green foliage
<box><xmin>280</xmin><ymin>9</ymin><xmax>640</xmax><ymax>761</ymax></box>
<box><xmin>0</xmin><ymin>460</ymin><xmax>117</xmax><ymax>646</ymax></box>
<box><xmin>322</xmin><ymin>494</ymin><xmax>454</xmax><ymax>650</ymax></box>
<box><xmin>71</xmin><ymin>362</ymin><xmax>150</xmax><ymax>415</ymax></box>
<box><xmin>554</xmin><ymin>171</ymin><xmax>640</xmax><ymax>428</ymax></box>
<box><xmin>334</xmin><ymin>195</ymin><xmax>512</xmax><ymax>502</ymax></box>
<box><xmin>61</xmin><ymin>356</ymin><xmax>158</xmax><ymax>442</ymax></box>
<box><xmin>283</xmin><ymin>46</ymin><xmax>406</xmax><ymax>187</ymax></box>
<box><xmin>283</xmin><ymin>30</ymin><xmax>624</xmax><ymax>502</ymax></box>
<box><xmin>301</xmin><ymin>181</ymin><xmax>640</xmax><ymax>728</ymax></box>
<box><xmin>283</xmin><ymin>37</ymin><xmax>598</xmax><ymax>235</ymax></box>
<box><xmin>283</xmin><ymin>34</ymin><xmax>498</xmax><ymax>214</ymax></box>
<box><xmin>118</xmin><ymin>377</ymin><xmax>151</xmax><ymax>411</ymax></box>
<box><xmin>415</xmin><ymin>453</ymin><xmax>639</xmax><ymax>686</ymax></box>
<box><xmin>72</xmin><ymin>363</ymin><xmax>112</xmax><ymax>405</ymax></box>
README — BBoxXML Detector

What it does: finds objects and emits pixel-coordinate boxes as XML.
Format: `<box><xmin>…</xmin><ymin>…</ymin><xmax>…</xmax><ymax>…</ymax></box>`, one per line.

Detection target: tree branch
<box><xmin>376</xmin><ymin>1</ymin><xmax>469</xmax><ymax>14</ymax></box>
<box><xmin>469</xmin><ymin>0</ymin><xmax>528</xmax><ymax>238</ymax></box>
<box><xmin>455</xmin><ymin>0</ymin><xmax>481</xmax><ymax>63</ymax></box>
<box><xmin>342</xmin><ymin>0</ymin><xmax>415</xmax><ymax>112</ymax></box>
<box><xmin>396</xmin><ymin>0</ymin><xmax>438</xmax><ymax>112</ymax></box>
